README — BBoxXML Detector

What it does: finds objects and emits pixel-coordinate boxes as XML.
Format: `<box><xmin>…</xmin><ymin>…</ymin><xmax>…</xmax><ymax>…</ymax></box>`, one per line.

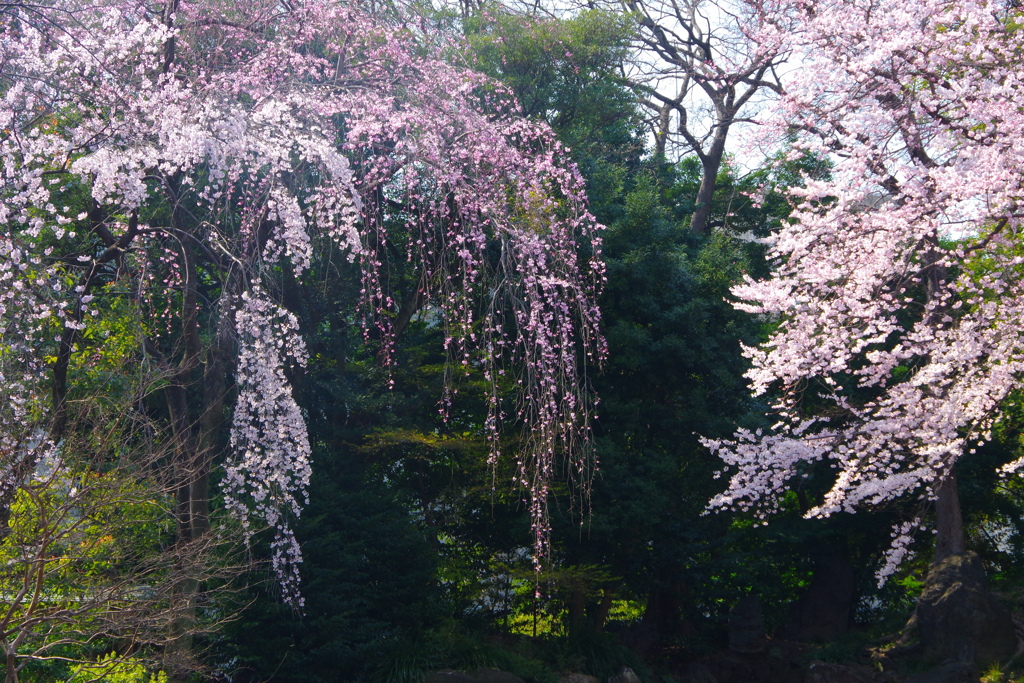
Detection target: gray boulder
<box><xmin>607</xmin><ymin>667</ymin><xmax>641</xmax><ymax>683</ymax></box>
<box><xmin>559</xmin><ymin>675</ymin><xmax>599</xmax><ymax>683</ymax></box>
<box><xmin>906</xmin><ymin>552</ymin><xmax>1016</xmax><ymax>667</ymax></box>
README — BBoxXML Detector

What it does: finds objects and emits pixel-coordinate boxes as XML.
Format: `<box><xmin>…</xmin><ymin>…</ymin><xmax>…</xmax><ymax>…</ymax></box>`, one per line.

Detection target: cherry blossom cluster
<box><xmin>707</xmin><ymin>0</ymin><xmax>1024</xmax><ymax>571</ymax></box>
<box><xmin>876</xmin><ymin>519</ymin><xmax>922</xmax><ymax>586</ymax></box>
<box><xmin>226</xmin><ymin>286</ymin><xmax>310</xmax><ymax>606</ymax></box>
<box><xmin>0</xmin><ymin>0</ymin><xmax>604</xmax><ymax>599</ymax></box>
<box><xmin>0</xmin><ymin>235</ymin><xmax>69</xmax><ymax>498</ymax></box>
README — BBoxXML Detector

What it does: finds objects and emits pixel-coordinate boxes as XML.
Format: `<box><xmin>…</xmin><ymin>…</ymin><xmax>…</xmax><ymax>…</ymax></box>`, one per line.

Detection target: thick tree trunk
<box><xmin>591</xmin><ymin>585</ymin><xmax>616</xmax><ymax>634</ymax></box>
<box><xmin>191</xmin><ymin>296</ymin><xmax>234</xmax><ymax>539</ymax></box>
<box><xmin>5</xmin><ymin>652</ymin><xmax>16</xmax><ymax>683</ymax></box>
<box><xmin>164</xmin><ymin>284</ymin><xmax>234</xmax><ymax>681</ymax></box>
<box><xmin>690</xmin><ymin>127</ymin><xmax>729</xmax><ymax>236</ymax></box>
<box><xmin>163</xmin><ymin>203</ymin><xmax>209</xmax><ymax>681</ymax></box>
<box><xmin>933</xmin><ymin>473</ymin><xmax>966</xmax><ymax>565</ymax></box>
<box><xmin>568</xmin><ymin>588</ymin><xmax>587</xmax><ymax>634</ymax></box>
<box><xmin>164</xmin><ymin>372</ymin><xmax>199</xmax><ymax>682</ymax></box>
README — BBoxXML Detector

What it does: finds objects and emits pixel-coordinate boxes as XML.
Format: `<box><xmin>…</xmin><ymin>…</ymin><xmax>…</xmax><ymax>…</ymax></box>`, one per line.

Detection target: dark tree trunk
<box><xmin>568</xmin><ymin>588</ymin><xmax>587</xmax><ymax>634</ymax></box>
<box><xmin>933</xmin><ymin>473</ymin><xmax>966</xmax><ymax>565</ymax></box>
<box><xmin>164</xmin><ymin>280</ymin><xmax>236</xmax><ymax>681</ymax></box>
<box><xmin>690</xmin><ymin>126</ymin><xmax>729</xmax><ymax>236</ymax></box>
<box><xmin>5</xmin><ymin>649</ymin><xmax>17</xmax><ymax>683</ymax></box>
<box><xmin>591</xmin><ymin>585</ymin><xmax>616</xmax><ymax>634</ymax></box>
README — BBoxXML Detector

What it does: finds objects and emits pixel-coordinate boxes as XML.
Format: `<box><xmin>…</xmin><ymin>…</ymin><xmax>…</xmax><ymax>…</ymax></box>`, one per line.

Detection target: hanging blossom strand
<box><xmin>226</xmin><ymin>286</ymin><xmax>310</xmax><ymax>607</ymax></box>
<box><xmin>0</xmin><ymin>0</ymin><xmax>604</xmax><ymax>601</ymax></box>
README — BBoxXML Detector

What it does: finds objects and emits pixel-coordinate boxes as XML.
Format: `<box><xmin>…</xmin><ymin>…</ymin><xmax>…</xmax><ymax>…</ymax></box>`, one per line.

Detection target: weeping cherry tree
<box><xmin>0</xmin><ymin>0</ymin><xmax>604</xmax><ymax>673</ymax></box>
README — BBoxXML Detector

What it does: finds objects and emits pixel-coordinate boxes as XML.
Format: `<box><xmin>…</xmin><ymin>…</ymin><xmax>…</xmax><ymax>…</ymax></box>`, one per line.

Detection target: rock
<box><xmin>806</xmin><ymin>661</ymin><xmax>876</xmax><ymax>683</ymax></box>
<box><xmin>607</xmin><ymin>667</ymin><xmax>642</xmax><ymax>683</ymax></box>
<box><xmin>471</xmin><ymin>669</ymin><xmax>526</xmax><ymax>683</ymax></box>
<box><xmin>904</xmin><ymin>662</ymin><xmax>976</xmax><ymax>683</ymax></box>
<box><xmin>560</xmin><ymin>675</ymin><xmax>600</xmax><ymax>683</ymax></box>
<box><xmin>728</xmin><ymin>595</ymin><xmax>766</xmax><ymax>654</ymax></box>
<box><xmin>907</xmin><ymin>552</ymin><xmax>1016</xmax><ymax>667</ymax></box>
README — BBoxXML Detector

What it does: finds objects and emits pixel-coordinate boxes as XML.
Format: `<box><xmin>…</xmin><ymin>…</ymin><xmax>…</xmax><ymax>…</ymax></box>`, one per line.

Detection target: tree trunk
<box><xmin>591</xmin><ymin>585</ymin><xmax>616</xmax><ymax>634</ymax></box>
<box><xmin>933</xmin><ymin>473</ymin><xmax>966</xmax><ymax>565</ymax></box>
<box><xmin>164</xmin><ymin>288</ymin><xmax>234</xmax><ymax>682</ymax></box>
<box><xmin>654</xmin><ymin>101</ymin><xmax>671</xmax><ymax>158</ymax></box>
<box><xmin>163</xmin><ymin>229</ymin><xmax>204</xmax><ymax>682</ymax></box>
<box><xmin>690</xmin><ymin>126</ymin><xmax>729</xmax><ymax>236</ymax></box>
<box><xmin>5</xmin><ymin>647</ymin><xmax>18</xmax><ymax>683</ymax></box>
<box><xmin>568</xmin><ymin>588</ymin><xmax>587</xmax><ymax>634</ymax></box>
<box><xmin>923</xmin><ymin>239</ymin><xmax>963</xmax><ymax>567</ymax></box>
<box><xmin>164</xmin><ymin>372</ymin><xmax>199</xmax><ymax>682</ymax></box>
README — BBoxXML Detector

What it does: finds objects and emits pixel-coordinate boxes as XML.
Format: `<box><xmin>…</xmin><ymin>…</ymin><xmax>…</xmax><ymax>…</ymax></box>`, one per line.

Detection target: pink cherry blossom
<box><xmin>0</xmin><ymin>0</ymin><xmax>604</xmax><ymax>603</ymax></box>
<box><xmin>707</xmin><ymin>0</ymin><xmax>1024</xmax><ymax>582</ymax></box>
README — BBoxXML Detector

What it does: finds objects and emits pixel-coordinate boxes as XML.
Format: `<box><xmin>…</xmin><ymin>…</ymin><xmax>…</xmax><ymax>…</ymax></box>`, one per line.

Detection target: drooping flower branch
<box><xmin>0</xmin><ymin>0</ymin><xmax>604</xmax><ymax>601</ymax></box>
<box><xmin>226</xmin><ymin>286</ymin><xmax>311</xmax><ymax>605</ymax></box>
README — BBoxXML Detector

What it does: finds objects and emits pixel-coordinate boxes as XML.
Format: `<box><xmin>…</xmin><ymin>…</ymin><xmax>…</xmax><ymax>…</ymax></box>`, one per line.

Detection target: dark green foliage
<box><xmin>961</xmin><ymin>396</ymin><xmax>1024</xmax><ymax>585</ymax></box>
<box><xmin>459</xmin><ymin>0</ymin><xmax>860</xmax><ymax>650</ymax></box>
<box><xmin>545</xmin><ymin>632</ymin><xmax>647</xmax><ymax>681</ymax></box>
<box><xmin>215</xmin><ymin>6</ymin><xmax>955</xmax><ymax>681</ymax></box>
<box><xmin>465</xmin><ymin>6</ymin><xmax>644</xmax><ymax>221</ymax></box>
<box><xmin>216</xmin><ymin>254</ymin><xmax>447</xmax><ymax>683</ymax></box>
<box><xmin>221</xmin><ymin>472</ymin><xmax>442</xmax><ymax>683</ymax></box>
<box><xmin>545</xmin><ymin>156</ymin><xmax>793</xmax><ymax>639</ymax></box>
